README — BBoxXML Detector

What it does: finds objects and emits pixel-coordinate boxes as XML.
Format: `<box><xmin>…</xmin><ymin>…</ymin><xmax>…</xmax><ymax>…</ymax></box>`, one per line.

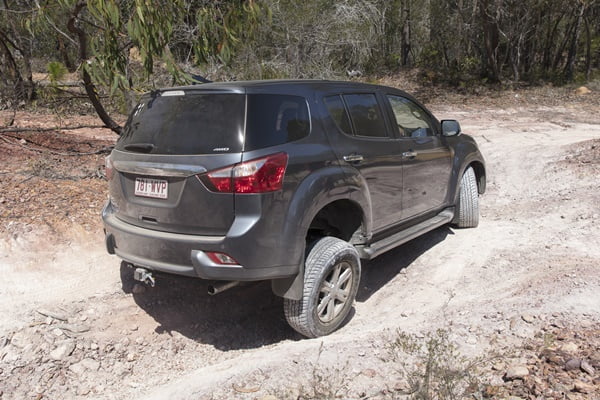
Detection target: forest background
<box><xmin>1</xmin><ymin>0</ymin><xmax>599</xmax><ymax>132</ymax></box>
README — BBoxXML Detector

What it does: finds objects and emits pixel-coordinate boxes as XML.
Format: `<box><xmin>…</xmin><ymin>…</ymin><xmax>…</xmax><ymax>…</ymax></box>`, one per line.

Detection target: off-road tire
<box><xmin>453</xmin><ymin>166</ymin><xmax>479</xmax><ymax>228</ymax></box>
<box><xmin>284</xmin><ymin>236</ymin><xmax>361</xmax><ymax>338</ymax></box>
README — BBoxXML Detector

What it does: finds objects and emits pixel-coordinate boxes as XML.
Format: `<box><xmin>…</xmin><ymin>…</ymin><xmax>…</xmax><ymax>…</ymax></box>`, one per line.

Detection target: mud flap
<box><xmin>271</xmin><ymin>262</ymin><xmax>304</xmax><ymax>300</ymax></box>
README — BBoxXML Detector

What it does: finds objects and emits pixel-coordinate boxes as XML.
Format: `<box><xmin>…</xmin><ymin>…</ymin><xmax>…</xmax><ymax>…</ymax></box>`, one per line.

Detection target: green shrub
<box><xmin>389</xmin><ymin>329</ymin><xmax>486</xmax><ymax>399</ymax></box>
<box><xmin>47</xmin><ymin>61</ymin><xmax>68</xmax><ymax>84</ymax></box>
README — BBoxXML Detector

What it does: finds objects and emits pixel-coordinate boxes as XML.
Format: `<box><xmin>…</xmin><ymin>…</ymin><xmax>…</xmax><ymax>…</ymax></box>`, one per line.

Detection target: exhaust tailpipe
<box><xmin>208</xmin><ymin>281</ymin><xmax>240</xmax><ymax>295</ymax></box>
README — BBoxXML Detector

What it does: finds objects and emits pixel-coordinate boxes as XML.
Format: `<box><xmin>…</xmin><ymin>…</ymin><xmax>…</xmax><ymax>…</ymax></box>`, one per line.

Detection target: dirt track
<box><xmin>0</xmin><ymin>90</ymin><xmax>599</xmax><ymax>399</ymax></box>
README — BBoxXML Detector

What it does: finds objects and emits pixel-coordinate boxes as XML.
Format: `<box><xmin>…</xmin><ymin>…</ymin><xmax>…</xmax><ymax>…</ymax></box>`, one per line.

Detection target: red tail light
<box><xmin>105</xmin><ymin>155</ymin><xmax>114</xmax><ymax>180</ymax></box>
<box><xmin>200</xmin><ymin>152</ymin><xmax>288</xmax><ymax>194</ymax></box>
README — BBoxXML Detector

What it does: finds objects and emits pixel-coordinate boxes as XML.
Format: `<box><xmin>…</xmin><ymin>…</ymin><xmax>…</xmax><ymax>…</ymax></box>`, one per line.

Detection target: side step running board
<box><xmin>357</xmin><ymin>209</ymin><xmax>454</xmax><ymax>260</ymax></box>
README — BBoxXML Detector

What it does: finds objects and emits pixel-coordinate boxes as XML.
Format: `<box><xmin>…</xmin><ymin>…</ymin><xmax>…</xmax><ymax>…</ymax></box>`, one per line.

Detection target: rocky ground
<box><xmin>0</xmin><ymin>85</ymin><xmax>599</xmax><ymax>399</ymax></box>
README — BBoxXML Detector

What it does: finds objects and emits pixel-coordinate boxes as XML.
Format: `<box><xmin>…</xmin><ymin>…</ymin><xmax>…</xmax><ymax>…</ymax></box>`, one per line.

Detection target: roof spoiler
<box><xmin>190</xmin><ymin>74</ymin><xmax>212</xmax><ymax>84</ymax></box>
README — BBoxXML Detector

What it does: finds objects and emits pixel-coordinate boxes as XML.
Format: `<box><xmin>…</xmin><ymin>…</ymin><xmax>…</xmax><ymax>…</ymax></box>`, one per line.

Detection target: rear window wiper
<box><xmin>124</xmin><ymin>143</ymin><xmax>155</xmax><ymax>153</ymax></box>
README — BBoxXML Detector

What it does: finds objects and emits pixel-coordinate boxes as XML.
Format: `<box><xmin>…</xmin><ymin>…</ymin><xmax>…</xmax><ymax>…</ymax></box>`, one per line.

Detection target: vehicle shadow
<box><xmin>123</xmin><ymin>265</ymin><xmax>296</xmax><ymax>351</ymax></box>
<box><xmin>356</xmin><ymin>226</ymin><xmax>453</xmax><ymax>302</ymax></box>
<box><xmin>122</xmin><ymin>226</ymin><xmax>452</xmax><ymax>350</ymax></box>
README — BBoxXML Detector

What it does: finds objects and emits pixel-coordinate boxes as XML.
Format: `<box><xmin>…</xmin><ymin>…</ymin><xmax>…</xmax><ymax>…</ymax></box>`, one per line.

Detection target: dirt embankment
<box><xmin>0</xmin><ymin>87</ymin><xmax>599</xmax><ymax>399</ymax></box>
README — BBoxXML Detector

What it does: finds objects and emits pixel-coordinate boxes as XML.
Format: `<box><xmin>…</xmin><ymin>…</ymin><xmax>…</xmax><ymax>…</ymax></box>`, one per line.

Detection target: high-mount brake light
<box><xmin>200</xmin><ymin>152</ymin><xmax>288</xmax><ymax>194</ymax></box>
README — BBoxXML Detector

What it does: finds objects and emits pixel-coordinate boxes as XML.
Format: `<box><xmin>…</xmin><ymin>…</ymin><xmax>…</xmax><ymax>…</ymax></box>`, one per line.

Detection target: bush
<box><xmin>388</xmin><ymin>329</ymin><xmax>486</xmax><ymax>399</ymax></box>
<box><xmin>47</xmin><ymin>61</ymin><xmax>67</xmax><ymax>84</ymax></box>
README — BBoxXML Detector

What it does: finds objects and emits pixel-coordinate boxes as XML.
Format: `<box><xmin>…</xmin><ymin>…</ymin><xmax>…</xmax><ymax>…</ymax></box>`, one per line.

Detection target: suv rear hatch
<box><xmin>108</xmin><ymin>89</ymin><xmax>245</xmax><ymax>236</ymax></box>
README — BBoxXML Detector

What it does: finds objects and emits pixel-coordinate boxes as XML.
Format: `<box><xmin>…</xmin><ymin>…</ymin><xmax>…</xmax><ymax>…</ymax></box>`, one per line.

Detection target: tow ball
<box><xmin>133</xmin><ymin>267</ymin><xmax>156</xmax><ymax>287</ymax></box>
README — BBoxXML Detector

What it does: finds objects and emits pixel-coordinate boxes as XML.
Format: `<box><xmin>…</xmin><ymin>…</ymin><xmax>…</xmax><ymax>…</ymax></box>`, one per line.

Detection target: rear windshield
<box><xmin>117</xmin><ymin>92</ymin><xmax>245</xmax><ymax>155</ymax></box>
<box><xmin>117</xmin><ymin>91</ymin><xmax>309</xmax><ymax>155</ymax></box>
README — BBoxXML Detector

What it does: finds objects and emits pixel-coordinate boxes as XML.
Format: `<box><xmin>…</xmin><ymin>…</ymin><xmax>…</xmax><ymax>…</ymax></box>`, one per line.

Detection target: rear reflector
<box><xmin>200</xmin><ymin>152</ymin><xmax>288</xmax><ymax>194</ymax></box>
<box><xmin>206</xmin><ymin>252</ymin><xmax>238</xmax><ymax>265</ymax></box>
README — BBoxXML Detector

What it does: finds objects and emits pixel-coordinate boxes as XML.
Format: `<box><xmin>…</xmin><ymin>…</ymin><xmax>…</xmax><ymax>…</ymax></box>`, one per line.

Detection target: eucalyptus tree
<box><xmin>0</xmin><ymin>0</ymin><xmax>39</xmax><ymax>102</ymax></box>
<box><xmin>23</xmin><ymin>0</ymin><xmax>265</xmax><ymax>134</ymax></box>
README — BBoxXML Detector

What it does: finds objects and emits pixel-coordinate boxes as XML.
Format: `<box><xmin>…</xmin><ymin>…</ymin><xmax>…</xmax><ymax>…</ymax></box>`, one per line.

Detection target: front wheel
<box><xmin>453</xmin><ymin>166</ymin><xmax>479</xmax><ymax>228</ymax></box>
<box><xmin>284</xmin><ymin>236</ymin><xmax>361</xmax><ymax>338</ymax></box>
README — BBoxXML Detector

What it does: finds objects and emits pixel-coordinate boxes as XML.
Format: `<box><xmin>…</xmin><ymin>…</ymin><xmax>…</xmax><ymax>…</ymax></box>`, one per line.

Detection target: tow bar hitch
<box><xmin>133</xmin><ymin>268</ymin><xmax>155</xmax><ymax>287</ymax></box>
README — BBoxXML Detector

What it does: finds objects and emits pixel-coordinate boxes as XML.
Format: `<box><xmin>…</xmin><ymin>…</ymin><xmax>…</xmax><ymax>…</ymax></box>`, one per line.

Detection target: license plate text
<box><xmin>135</xmin><ymin>178</ymin><xmax>168</xmax><ymax>199</ymax></box>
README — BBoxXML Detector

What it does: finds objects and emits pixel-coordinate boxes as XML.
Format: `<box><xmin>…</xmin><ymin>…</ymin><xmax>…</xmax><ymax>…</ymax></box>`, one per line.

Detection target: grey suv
<box><xmin>102</xmin><ymin>80</ymin><xmax>486</xmax><ymax>337</ymax></box>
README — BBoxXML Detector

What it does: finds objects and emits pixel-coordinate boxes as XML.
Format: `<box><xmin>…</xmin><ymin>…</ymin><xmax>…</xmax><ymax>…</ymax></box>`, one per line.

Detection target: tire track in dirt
<box><xmin>1</xmin><ymin>103</ymin><xmax>599</xmax><ymax>399</ymax></box>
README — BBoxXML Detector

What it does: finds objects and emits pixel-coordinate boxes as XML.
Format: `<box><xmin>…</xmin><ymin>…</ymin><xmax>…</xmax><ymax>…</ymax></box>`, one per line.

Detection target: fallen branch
<box><xmin>67</xmin><ymin>1</ymin><xmax>122</xmax><ymax>135</ymax></box>
<box><xmin>0</xmin><ymin>124</ymin><xmax>107</xmax><ymax>133</ymax></box>
<box><xmin>47</xmin><ymin>86</ymin><xmax>107</xmax><ymax>98</ymax></box>
<box><xmin>0</xmin><ymin>134</ymin><xmax>113</xmax><ymax>156</ymax></box>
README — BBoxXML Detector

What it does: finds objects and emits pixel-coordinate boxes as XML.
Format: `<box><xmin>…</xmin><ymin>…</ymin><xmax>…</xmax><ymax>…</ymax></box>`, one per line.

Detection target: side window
<box><xmin>324</xmin><ymin>95</ymin><xmax>352</xmax><ymax>135</ymax></box>
<box><xmin>387</xmin><ymin>95</ymin><xmax>435</xmax><ymax>137</ymax></box>
<box><xmin>343</xmin><ymin>94</ymin><xmax>388</xmax><ymax>138</ymax></box>
<box><xmin>245</xmin><ymin>94</ymin><xmax>310</xmax><ymax>151</ymax></box>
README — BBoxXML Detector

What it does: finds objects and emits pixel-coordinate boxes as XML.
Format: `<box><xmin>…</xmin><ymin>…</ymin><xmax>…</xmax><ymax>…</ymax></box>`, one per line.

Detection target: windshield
<box><xmin>117</xmin><ymin>92</ymin><xmax>245</xmax><ymax>155</ymax></box>
<box><xmin>117</xmin><ymin>91</ymin><xmax>310</xmax><ymax>155</ymax></box>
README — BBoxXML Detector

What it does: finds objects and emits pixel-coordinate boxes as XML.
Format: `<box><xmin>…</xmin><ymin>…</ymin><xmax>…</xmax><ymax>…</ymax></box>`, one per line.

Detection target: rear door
<box><xmin>385</xmin><ymin>94</ymin><xmax>453</xmax><ymax>218</ymax></box>
<box><xmin>109</xmin><ymin>90</ymin><xmax>245</xmax><ymax>236</ymax></box>
<box><xmin>322</xmin><ymin>93</ymin><xmax>404</xmax><ymax>231</ymax></box>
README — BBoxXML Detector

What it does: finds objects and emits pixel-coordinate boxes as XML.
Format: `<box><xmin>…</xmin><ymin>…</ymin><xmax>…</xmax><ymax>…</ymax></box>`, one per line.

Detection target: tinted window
<box><xmin>117</xmin><ymin>92</ymin><xmax>245</xmax><ymax>154</ymax></box>
<box><xmin>245</xmin><ymin>94</ymin><xmax>310</xmax><ymax>151</ymax></box>
<box><xmin>324</xmin><ymin>95</ymin><xmax>352</xmax><ymax>134</ymax></box>
<box><xmin>343</xmin><ymin>94</ymin><xmax>388</xmax><ymax>138</ymax></box>
<box><xmin>387</xmin><ymin>95</ymin><xmax>435</xmax><ymax>137</ymax></box>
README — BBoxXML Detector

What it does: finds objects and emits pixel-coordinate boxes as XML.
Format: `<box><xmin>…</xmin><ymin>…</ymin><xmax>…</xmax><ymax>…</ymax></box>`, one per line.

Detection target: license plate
<box><xmin>134</xmin><ymin>178</ymin><xmax>168</xmax><ymax>199</ymax></box>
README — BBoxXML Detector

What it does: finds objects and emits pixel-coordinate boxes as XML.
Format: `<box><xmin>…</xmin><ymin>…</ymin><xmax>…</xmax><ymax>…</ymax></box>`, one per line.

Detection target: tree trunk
<box><xmin>0</xmin><ymin>29</ymin><xmax>35</xmax><ymax>101</ymax></box>
<box><xmin>480</xmin><ymin>0</ymin><xmax>502</xmax><ymax>83</ymax></box>
<box><xmin>564</xmin><ymin>1</ymin><xmax>585</xmax><ymax>81</ymax></box>
<box><xmin>20</xmin><ymin>47</ymin><xmax>35</xmax><ymax>101</ymax></box>
<box><xmin>455</xmin><ymin>0</ymin><xmax>465</xmax><ymax>63</ymax></box>
<box><xmin>0</xmin><ymin>34</ymin><xmax>24</xmax><ymax>94</ymax></box>
<box><xmin>510</xmin><ymin>43</ymin><xmax>520</xmax><ymax>82</ymax></box>
<box><xmin>584</xmin><ymin>15</ymin><xmax>591</xmax><ymax>81</ymax></box>
<box><xmin>543</xmin><ymin>16</ymin><xmax>563</xmax><ymax>71</ymax></box>
<box><xmin>401</xmin><ymin>0</ymin><xmax>411</xmax><ymax>66</ymax></box>
<box><xmin>67</xmin><ymin>1</ymin><xmax>122</xmax><ymax>135</ymax></box>
<box><xmin>57</xmin><ymin>36</ymin><xmax>76</xmax><ymax>73</ymax></box>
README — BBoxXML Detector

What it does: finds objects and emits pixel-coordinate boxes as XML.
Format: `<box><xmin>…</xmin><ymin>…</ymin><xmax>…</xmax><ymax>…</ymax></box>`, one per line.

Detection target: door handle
<box><xmin>402</xmin><ymin>151</ymin><xmax>418</xmax><ymax>158</ymax></box>
<box><xmin>343</xmin><ymin>154</ymin><xmax>364</xmax><ymax>163</ymax></box>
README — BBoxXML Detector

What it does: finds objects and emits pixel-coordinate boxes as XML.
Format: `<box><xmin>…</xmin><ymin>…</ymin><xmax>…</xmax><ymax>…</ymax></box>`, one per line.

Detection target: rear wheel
<box><xmin>284</xmin><ymin>236</ymin><xmax>361</xmax><ymax>338</ymax></box>
<box><xmin>453</xmin><ymin>166</ymin><xmax>479</xmax><ymax>228</ymax></box>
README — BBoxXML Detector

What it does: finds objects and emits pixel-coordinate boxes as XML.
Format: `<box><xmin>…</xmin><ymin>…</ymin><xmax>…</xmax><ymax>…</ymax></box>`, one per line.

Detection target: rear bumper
<box><xmin>102</xmin><ymin>202</ymin><xmax>298</xmax><ymax>281</ymax></box>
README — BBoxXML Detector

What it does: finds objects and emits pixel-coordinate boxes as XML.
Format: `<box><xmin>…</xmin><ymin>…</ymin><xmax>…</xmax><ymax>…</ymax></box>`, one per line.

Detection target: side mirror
<box><xmin>441</xmin><ymin>120</ymin><xmax>461</xmax><ymax>137</ymax></box>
